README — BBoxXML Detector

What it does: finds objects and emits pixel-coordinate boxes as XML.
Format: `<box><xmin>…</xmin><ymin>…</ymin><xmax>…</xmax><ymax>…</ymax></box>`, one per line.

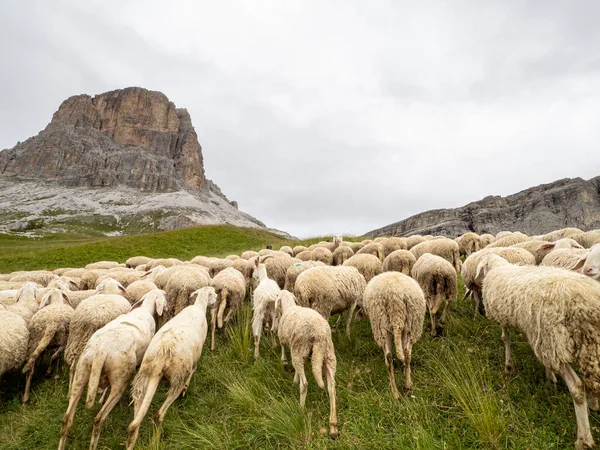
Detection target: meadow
<box><xmin>0</xmin><ymin>225</ymin><xmax>595</xmax><ymax>449</ymax></box>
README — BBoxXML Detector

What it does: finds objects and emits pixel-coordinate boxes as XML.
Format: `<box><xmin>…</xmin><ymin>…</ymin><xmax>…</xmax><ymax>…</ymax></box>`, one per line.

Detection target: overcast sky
<box><xmin>1</xmin><ymin>1</ymin><xmax>599</xmax><ymax>237</ymax></box>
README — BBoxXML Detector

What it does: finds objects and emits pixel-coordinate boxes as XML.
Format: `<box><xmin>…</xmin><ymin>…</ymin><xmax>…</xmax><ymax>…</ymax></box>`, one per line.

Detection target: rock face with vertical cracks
<box><xmin>0</xmin><ymin>87</ymin><xmax>209</xmax><ymax>193</ymax></box>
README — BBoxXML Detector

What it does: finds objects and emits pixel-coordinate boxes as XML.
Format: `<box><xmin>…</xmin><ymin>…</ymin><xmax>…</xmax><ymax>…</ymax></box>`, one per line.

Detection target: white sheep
<box><xmin>22</xmin><ymin>289</ymin><xmax>73</xmax><ymax>403</ymax></box>
<box><xmin>58</xmin><ymin>289</ymin><xmax>166</xmax><ymax>450</ymax></box>
<box><xmin>573</xmin><ymin>243</ymin><xmax>600</xmax><ymax>279</ymax></box>
<box><xmin>410</xmin><ymin>239</ymin><xmax>461</xmax><ymax>272</ymax></box>
<box><xmin>8</xmin><ymin>282</ymin><xmax>40</xmax><ymax>324</ymax></box>
<box><xmin>382</xmin><ymin>249</ymin><xmax>416</xmax><ymax>275</ymax></box>
<box><xmin>283</xmin><ymin>261</ymin><xmax>325</xmax><ymax>293</ymax></box>
<box><xmin>126</xmin><ymin>286</ymin><xmax>216</xmax><ymax>450</ymax></box>
<box><xmin>363</xmin><ymin>272</ymin><xmax>426</xmax><ymax>398</ymax></box>
<box><xmin>0</xmin><ymin>307</ymin><xmax>29</xmax><ymax>381</ymax></box>
<box><xmin>455</xmin><ymin>232</ymin><xmax>481</xmax><ymax>256</ymax></box>
<box><xmin>275</xmin><ymin>290</ymin><xmax>338</xmax><ymax>438</ymax></box>
<box><xmin>332</xmin><ymin>245</ymin><xmax>354</xmax><ymax>266</ymax></box>
<box><xmin>251</xmin><ymin>257</ymin><xmax>281</xmax><ymax>359</ymax></box>
<box><xmin>343</xmin><ymin>253</ymin><xmax>382</xmax><ymax>282</ymax></box>
<box><xmin>540</xmin><ymin>248</ymin><xmax>587</xmax><ymax>269</ymax></box>
<box><xmin>476</xmin><ymin>254</ymin><xmax>600</xmax><ymax>449</ymax></box>
<box><xmin>162</xmin><ymin>266</ymin><xmax>211</xmax><ymax>327</ymax></box>
<box><xmin>210</xmin><ymin>267</ymin><xmax>246</xmax><ymax>351</ymax></box>
<box><xmin>411</xmin><ymin>253</ymin><xmax>457</xmax><ymax>336</ymax></box>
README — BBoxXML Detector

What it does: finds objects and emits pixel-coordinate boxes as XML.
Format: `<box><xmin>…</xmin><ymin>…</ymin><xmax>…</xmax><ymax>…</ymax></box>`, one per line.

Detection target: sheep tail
<box><xmin>129</xmin><ymin>360</ymin><xmax>164</xmax><ymax>433</ymax></box>
<box><xmin>311</xmin><ymin>339</ymin><xmax>326</xmax><ymax>389</ymax></box>
<box><xmin>576</xmin><ymin>316</ymin><xmax>600</xmax><ymax>394</ymax></box>
<box><xmin>22</xmin><ymin>326</ymin><xmax>56</xmax><ymax>374</ymax></box>
<box><xmin>217</xmin><ymin>288</ymin><xmax>228</xmax><ymax>328</ymax></box>
<box><xmin>85</xmin><ymin>350</ymin><xmax>107</xmax><ymax>409</ymax></box>
<box><xmin>392</xmin><ymin>320</ymin><xmax>405</xmax><ymax>362</ymax></box>
<box><xmin>453</xmin><ymin>248</ymin><xmax>461</xmax><ymax>272</ymax></box>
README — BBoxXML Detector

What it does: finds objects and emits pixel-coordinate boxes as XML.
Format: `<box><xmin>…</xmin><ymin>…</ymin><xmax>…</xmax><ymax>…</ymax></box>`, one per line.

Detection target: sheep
<box><xmin>275</xmin><ymin>290</ymin><xmax>338</xmax><ymax>438</ymax></box>
<box><xmin>8</xmin><ymin>282</ymin><xmax>40</xmax><ymax>324</ymax></box>
<box><xmin>296</xmin><ymin>250</ymin><xmax>313</xmax><ymax>261</ymax></box>
<box><xmin>294</xmin><ymin>266</ymin><xmax>367</xmax><ymax>338</ymax></box>
<box><xmin>190</xmin><ymin>255</ymin><xmax>214</xmax><ymax>268</ymax></box>
<box><xmin>10</xmin><ymin>270</ymin><xmax>57</xmax><ymax>287</ymax></box>
<box><xmin>476</xmin><ymin>254</ymin><xmax>600</xmax><ymax>449</ymax></box>
<box><xmin>95</xmin><ymin>268</ymin><xmax>144</xmax><ymax>288</ymax></box>
<box><xmin>406</xmin><ymin>235</ymin><xmax>426</xmax><ymax>249</ymax></box>
<box><xmin>145</xmin><ymin>258</ymin><xmax>181</xmax><ymax>270</ymax></box>
<box><xmin>126</xmin><ymin>280</ymin><xmax>159</xmax><ymax>303</ymax></box>
<box><xmin>85</xmin><ymin>261</ymin><xmax>122</xmax><ymax>270</ymax></box>
<box><xmin>208</xmin><ymin>258</ymin><xmax>233</xmax><ymax>278</ymax></box>
<box><xmin>251</xmin><ymin>257</ymin><xmax>281</xmax><ymax>359</ymax></box>
<box><xmin>357</xmin><ymin>242</ymin><xmax>385</xmax><ymax>262</ymax></box>
<box><xmin>283</xmin><ymin>261</ymin><xmax>325</xmax><ymax>293</ymax></box>
<box><xmin>346</xmin><ymin>241</ymin><xmax>364</xmax><ymax>253</ymax></box>
<box><xmin>332</xmin><ymin>245</ymin><xmax>354</xmax><ymax>266</ymax></box>
<box><xmin>125</xmin><ymin>256</ymin><xmax>152</xmax><ymax>268</ymax></box>
<box><xmin>64</xmin><ymin>280</ymin><xmax>131</xmax><ymax>386</ymax></box>
<box><xmin>495</xmin><ymin>231</ymin><xmax>515</xmax><ymax>239</ymax></box>
<box><xmin>241</xmin><ymin>250</ymin><xmax>259</xmax><ymax>260</ymax></box>
<box><xmin>540</xmin><ymin>248</ymin><xmax>587</xmax><ymax>269</ymax></box>
<box><xmin>50</xmin><ymin>276</ymin><xmax>80</xmax><ymax>291</ymax></box>
<box><xmin>226</xmin><ymin>254</ymin><xmax>240</xmax><ymax>261</ymax></box>
<box><xmin>79</xmin><ymin>269</ymin><xmax>108</xmax><ymax>290</ymax></box>
<box><xmin>486</xmin><ymin>232</ymin><xmax>529</xmax><ymax>248</ymax></box>
<box><xmin>210</xmin><ymin>267</ymin><xmax>246</xmax><ymax>351</ymax></box>
<box><xmin>343</xmin><ymin>254</ymin><xmax>383</xmax><ymax>283</ymax></box>
<box><xmin>363</xmin><ymin>272</ymin><xmax>426</xmax><ymax>398</ymax></box>
<box><xmin>462</xmin><ymin>247</ymin><xmax>535</xmax><ymax>317</ymax></box>
<box><xmin>58</xmin><ymin>289</ymin><xmax>167</xmax><ymax>450</ymax></box>
<box><xmin>479</xmin><ymin>233</ymin><xmax>495</xmax><ymax>247</ymax></box>
<box><xmin>313</xmin><ymin>247</ymin><xmax>334</xmax><ymax>265</ymax></box>
<box><xmin>411</xmin><ymin>254</ymin><xmax>457</xmax><ymax>336</ymax></box>
<box><xmin>410</xmin><ymin>239</ymin><xmax>461</xmax><ymax>272</ymax></box>
<box><xmin>248</xmin><ymin>253</ymin><xmax>299</xmax><ymax>290</ymax></box>
<box><xmin>126</xmin><ymin>287</ymin><xmax>216</xmax><ymax>450</ymax></box>
<box><xmin>538</xmin><ymin>227</ymin><xmax>584</xmax><ymax>242</ymax></box>
<box><xmin>380</xmin><ymin>237</ymin><xmax>408</xmax><ymax>257</ymax></box>
<box><xmin>279</xmin><ymin>246</ymin><xmax>294</xmax><ymax>257</ymax></box>
<box><xmin>64</xmin><ymin>290</ymin><xmax>98</xmax><ymax>309</ymax></box>
<box><xmin>572</xmin><ymin>244</ymin><xmax>600</xmax><ymax>280</ymax></box>
<box><xmin>0</xmin><ymin>308</ymin><xmax>29</xmax><ymax>381</ymax></box>
<box><xmin>163</xmin><ymin>266</ymin><xmax>211</xmax><ymax>326</ymax></box>
<box><xmin>382</xmin><ymin>250</ymin><xmax>417</xmax><ymax>275</ymax></box>
<box><xmin>62</xmin><ymin>268</ymin><xmax>86</xmax><ymax>279</ymax></box>
<box><xmin>513</xmin><ymin>238</ymin><xmax>584</xmax><ymax>265</ymax></box>
<box><xmin>293</xmin><ymin>245</ymin><xmax>308</xmax><ymax>256</ymax></box>
<box><xmin>570</xmin><ymin>231</ymin><xmax>600</xmax><ymax>248</ymax></box>
<box><xmin>455</xmin><ymin>232</ymin><xmax>481</xmax><ymax>256</ymax></box>
<box><xmin>22</xmin><ymin>289</ymin><xmax>73</xmax><ymax>403</ymax></box>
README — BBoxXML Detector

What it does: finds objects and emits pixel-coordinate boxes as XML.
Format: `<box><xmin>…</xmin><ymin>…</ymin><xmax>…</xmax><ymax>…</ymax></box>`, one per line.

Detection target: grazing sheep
<box><xmin>283</xmin><ymin>261</ymin><xmax>326</xmax><ymax>293</ymax></box>
<box><xmin>22</xmin><ymin>289</ymin><xmax>73</xmax><ymax>403</ymax></box>
<box><xmin>145</xmin><ymin>258</ymin><xmax>180</xmax><ymax>271</ymax></box>
<box><xmin>380</xmin><ymin>237</ymin><xmax>408</xmax><ymax>257</ymax></box>
<box><xmin>95</xmin><ymin>268</ymin><xmax>144</xmax><ymax>288</ymax></box>
<box><xmin>332</xmin><ymin>245</ymin><xmax>354</xmax><ymax>266</ymax></box>
<box><xmin>540</xmin><ymin>248</ymin><xmax>587</xmax><ymax>269</ymax></box>
<box><xmin>411</xmin><ymin>254</ymin><xmax>457</xmax><ymax>336</ymax></box>
<box><xmin>570</xmin><ymin>231</ymin><xmax>600</xmax><ymax>249</ymax></box>
<box><xmin>462</xmin><ymin>247</ymin><xmax>535</xmax><ymax>317</ymax></box>
<box><xmin>62</xmin><ymin>268</ymin><xmax>86</xmax><ymax>279</ymax></box>
<box><xmin>294</xmin><ymin>266</ymin><xmax>366</xmax><ymax>338</ymax></box>
<box><xmin>293</xmin><ymin>245</ymin><xmax>308</xmax><ymax>256</ymax></box>
<box><xmin>59</xmin><ymin>289</ymin><xmax>167</xmax><ymax>450</ymax></box>
<box><xmin>513</xmin><ymin>238</ymin><xmax>584</xmax><ymax>265</ymax></box>
<box><xmin>539</xmin><ymin>227</ymin><xmax>584</xmax><ymax>242</ymax></box>
<box><xmin>486</xmin><ymin>232</ymin><xmax>529</xmax><ymax>248</ymax></box>
<box><xmin>50</xmin><ymin>276</ymin><xmax>80</xmax><ymax>291</ymax></box>
<box><xmin>0</xmin><ymin>308</ymin><xmax>29</xmax><ymax>381</ymax></box>
<box><xmin>64</xmin><ymin>290</ymin><xmax>98</xmax><ymax>309</ymax></box>
<box><xmin>10</xmin><ymin>270</ymin><xmax>58</xmax><ymax>287</ymax></box>
<box><xmin>125</xmin><ymin>256</ymin><xmax>152</xmax><ymax>268</ymax></box>
<box><xmin>64</xmin><ymin>280</ymin><xmax>131</xmax><ymax>386</ymax></box>
<box><xmin>8</xmin><ymin>282</ymin><xmax>40</xmax><ymax>324</ymax></box>
<box><xmin>476</xmin><ymin>254</ymin><xmax>600</xmax><ymax>449</ymax></box>
<box><xmin>275</xmin><ymin>290</ymin><xmax>338</xmax><ymax>438</ymax></box>
<box><xmin>126</xmin><ymin>287</ymin><xmax>216</xmax><ymax>450</ymax></box>
<box><xmin>357</xmin><ymin>242</ymin><xmax>385</xmax><ymax>262</ymax></box>
<box><xmin>455</xmin><ymin>232</ymin><xmax>481</xmax><ymax>256</ymax></box>
<box><xmin>410</xmin><ymin>239</ymin><xmax>461</xmax><ymax>272</ymax></box>
<box><xmin>126</xmin><ymin>280</ymin><xmax>159</xmax><ymax>304</ymax></box>
<box><xmin>363</xmin><ymin>272</ymin><xmax>426</xmax><ymax>398</ymax></box>
<box><xmin>208</xmin><ymin>258</ymin><xmax>233</xmax><ymax>278</ymax></box>
<box><xmin>79</xmin><ymin>269</ymin><xmax>108</xmax><ymax>290</ymax></box>
<box><xmin>251</xmin><ymin>258</ymin><xmax>281</xmax><ymax>359</ymax></box>
<box><xmin>241</xmin><ymin>250</ymin><xmax>259</xmax><ymax>260</ymax></box>
<box><xmin>382</xmin><ymin>250</ymin><xmax>417</xmax><ymax>275</ymax></box>
<box><xmin>296</xmin><ymin>250</ymin><xmax>313</xmax><ymax>261</ymax></box>
<box><xmin>572</xmin><ymin>244</ymin><xmax>600</xmax><ymax>280</ymax></box>
<box><xmin>313</xmin><ymin>247</ymin><xmax>334</xmax><ymax>265</ymax></box>
<box><xmin>279</xmin><ymin>246</ymin><xmax>294</xmax><ymax>257</ymax></box>
<box><xmin>210</xmin><ymin>267</ymin><xmax>246</xmax><ymax>351</ymax></box>
<box><xmin>343</xmin><ymin>254</ymin><xmax>383</xmax><ymax>283</ymax></box>
<box><xmin>406</xmin><ymin>235</ymin><xmax>426</xmax><ymax>250</ymax></box>
<box><xmin>346</xmin><ymin>241</ymin><xmax>364</xmax><ymax>253</ymax></box>
<box><xmin>225</xmin><ymin>254</ymin><xmax>240</xmax><ymax>261</ymax></box>
<box><xmin>163</xmin><ymin>267</ymin><xmax>211</xmax><ymax>326</ymax></box>
<box><xmin>479</xmin><ymin>233</ymin><xmax>495</xmax><ymax>247</ymax></box>
<box><xmin>85</xmin><ymin>261</ymin><xmax>122</xmax><ymax>270</ymax></box>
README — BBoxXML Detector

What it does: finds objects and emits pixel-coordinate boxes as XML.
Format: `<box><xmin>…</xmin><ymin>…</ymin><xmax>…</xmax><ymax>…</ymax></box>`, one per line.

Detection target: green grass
<box><xmin>0</xmin><ymin>227</ymin><xmax>597</xmax><ymax>449</ymax></box>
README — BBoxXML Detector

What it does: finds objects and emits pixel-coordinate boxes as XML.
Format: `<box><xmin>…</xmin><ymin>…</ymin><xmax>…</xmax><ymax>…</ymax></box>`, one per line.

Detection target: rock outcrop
<box><xmin>367</xmin><ymin>176</ymin><xmax>600</xmax><ymax>237</ymax></box>
<box><xmin>0</xmin><ymin>87</ymin><xmax>210</xmax><ymax>193</ymax></box>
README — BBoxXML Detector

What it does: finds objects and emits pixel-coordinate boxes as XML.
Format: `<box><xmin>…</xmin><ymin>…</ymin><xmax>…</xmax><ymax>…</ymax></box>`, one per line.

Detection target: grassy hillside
<box><xmin>0</xmin><ymin>226</ymin><xmax>596</xmax><ymax>449</ymax></box>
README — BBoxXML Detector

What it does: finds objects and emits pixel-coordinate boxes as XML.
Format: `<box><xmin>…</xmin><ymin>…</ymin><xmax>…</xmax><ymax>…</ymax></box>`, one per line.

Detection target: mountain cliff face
<box><xmin>0</xmin><ymin>87</ymin><xmax>282</xmax><ymax>236</ymax></box>
<box><xmin>367</xmin><ymin>176</ymin><xmax>600</xmax><ymax>237</ymax></box>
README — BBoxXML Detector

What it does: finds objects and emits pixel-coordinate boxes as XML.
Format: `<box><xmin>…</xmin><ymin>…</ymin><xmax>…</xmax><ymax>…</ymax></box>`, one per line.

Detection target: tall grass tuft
<box><xmin>227</xmin><ymin>305</ymin><xmax>253</xmax><ymax>363</ymax></box>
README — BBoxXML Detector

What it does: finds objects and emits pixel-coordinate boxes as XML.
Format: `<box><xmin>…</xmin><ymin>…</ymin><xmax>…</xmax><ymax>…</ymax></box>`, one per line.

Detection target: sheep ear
<box><xmin>536</xmin><ymin>243</ymin><xmax>555</xmax><ymax>252</ymax></box>
<box><xmin>142</xmin><ymin>270</ymin><xmax>152</xmax><ymax>279</ymax></box>
<box><xmin>156</xmin><ymin>295</ymin><xmax>166</xmax><ymax>316</ymax></box>
<box><xmin>190</xmin><ymin>289</ymin><xmax>201</xmax><ymax>299</ymax></box>
<box><xmin>130</xmin><ymin>299</ymin><xmax>144</xmax><ymax>310</ymax></box>
<box><xmin>208</xmin><ymin>291</ymin><xmax>217</xmax><ymax>307</ymax></box>
<box><xmin>118</xmin><ymin>284</ymin><xmax>129</xmax><ymax>298</ymax></box>
<box><xmin>474</xmin><ymin>262</ymin><xmax>487</xmax><ymax>284</ymax></box>
<box><xmin>39</xmin><ymin>292</ymin><xmax>52</xmax><ymax>308</ymax></box>
<box><xmin>572</xmin><ymin>254</ymin><xmax>588</xmax><ymax>271</ymax></box>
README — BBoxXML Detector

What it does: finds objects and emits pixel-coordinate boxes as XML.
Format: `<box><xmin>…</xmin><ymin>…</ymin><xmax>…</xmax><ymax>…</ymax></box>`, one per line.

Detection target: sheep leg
<box><xmin>325</xmin><ymin>362</ymin><xmax>338</xmax><ymax>439</ymax></box>
<box><xmin>210</xmin><ymin>306</ymin><xmax>217</xmax><ymax>352</ymax></box>
<box><xmin>588</xmin><ymin>393</ymin><xmax>599</xmax><ymax>412</ymax></box>
<box><xmin>384</xmin><ymin>332</ymin><xmax>400</xmax><ymax>400</ymax></box>
<box><xmin>89</xmin><ymin>380</ymin><xmax>128</xmax><ymax>450</ymax></box>
<box><xmin>346</xmin><ymin>301</ymin><xmax>357</xmax><ymax>338</ymax></box>
<box><xmin>98</xmin><ymin>387</ymin><xmax>108</xmax><ymax>405</ymax></box>
<box><xmin>545</xmin><ymin>367</ymin><xmax>557</xmax><ymax>386</ymax></box>
<box><xmin>181</xmin><ymin>365</ymin><xmax>196</xmax><ymax>397</ymax></box>
<box><xmin>558</xmin><ymin>363</ymin><xmax>595</xmax><ymax>449</ymax></box>
<box><xmin>155</xmin><ymin>380</ymin><xmax>186</xmax><ymax>425</ymax></box>
<box><xmin>48</xmin><ymin>345</ymin><xmax>64</xmax><ymax>375</ymax></box>
<box><xmin>473</xmin><ymin>290</ymin><xmax>481</xmax><ymax>319</ymax></box>
<box><xmin>280</xmin><ymin>344</ymin><xmax>288</xmax><ymax>367</ymax></box>
<box><xmin>402</xmin><ymin>331</ymin><xmax>413</xmax><ymax>391</ymax></box>
<box><xmin>58</xmin><ymin>365</ymin><xmax>90</xmax><ymax>450</ymax></box>
<box><xmin>501</xmin><ymin>327</ymin><xmax>513</xmax><ymax>374</ymax></box>
<box><xmin>291</xmin><ymin>351</ymin><xmax>309</xmax><ymax>407</ymax></box>
<box><xmin>217</xmin><ymin>297</ymin><xmax>228</xmax><ymax>328</ymax></box>
<box><xmin>254</xmin><ymin>334</ymin><xmax>261</xmax><ymax>360</ymax></box>
<box><xmin>223</xmin><ymin>309</ymin><xmax>234</xmax><ymax>324</ymax></box>
<box><xmin>22</xmin><ymin>360</ymin><xmax>35</xmax><ymax>404</ymax></box>
<box><xmin>428</xmin><ymin>305</ymin><xmax>437</xmax><ymax>338</ymax></box>
<box><xmin>440</xmin><ymin>297</ymin><xmax>452</xmax><ymax>324</ymax></box>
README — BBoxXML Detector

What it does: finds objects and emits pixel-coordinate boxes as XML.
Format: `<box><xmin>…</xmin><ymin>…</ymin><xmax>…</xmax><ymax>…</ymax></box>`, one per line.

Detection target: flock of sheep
<box><xmin>2</xmin><ymin>227</ymin><xmax>600</xmax><ymax>448</ymax></box>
